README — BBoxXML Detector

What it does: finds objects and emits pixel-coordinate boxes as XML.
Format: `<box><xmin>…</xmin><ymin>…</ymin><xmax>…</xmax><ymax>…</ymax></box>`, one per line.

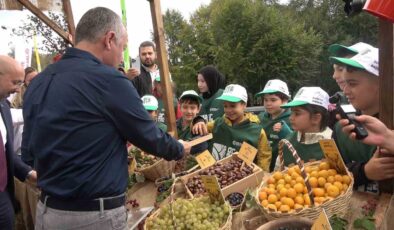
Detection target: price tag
<box><xmin>195</xmin><ymin>150</ymin><xmax>216</xmax><ymax>169</ymax></box>
<box><xmin>312</xmin><ymin>209</ymin><xmax>332</xmax><ymax>230</ymax></box>
<box><xmin>129</xmin><ymin>157</ymin><xmax>137</xmax><ymax>174</ymax></box>
<box><xmin>319</xmin><ymin>140</ymin><xmax>347</xmax><ymax>174</ymax></box>
<box><xmin>201</xmin><ymin>175</ymin><xmax>225</xmax><ymax>204</ymax></box>
<box><xmin>238</xmin><ymin>142</ymin><xmax>257</xmax><ymax>166</ymax></box>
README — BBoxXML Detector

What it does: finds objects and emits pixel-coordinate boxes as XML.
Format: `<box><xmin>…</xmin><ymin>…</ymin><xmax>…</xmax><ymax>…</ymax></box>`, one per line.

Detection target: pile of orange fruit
<box><xmin>258</xmin><ymin>161</ymin><xmax>352</xmax><ymax>212</ymax></box>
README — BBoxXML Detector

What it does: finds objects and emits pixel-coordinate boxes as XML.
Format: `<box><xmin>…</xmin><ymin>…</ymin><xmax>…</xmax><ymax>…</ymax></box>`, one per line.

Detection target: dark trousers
<box><xmin>0</xmin><ymin>191</ymin><xmax>14</xmax><ymax>230</ymax></box>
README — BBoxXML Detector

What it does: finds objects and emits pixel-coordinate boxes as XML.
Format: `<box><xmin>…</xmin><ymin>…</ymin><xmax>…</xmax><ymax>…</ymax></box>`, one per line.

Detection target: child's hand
<box><xmin>192</xmin><ymin>122</ymin><xmax>208</xmax><ymax>136</ymax></box>
<box><xmin>273</xmin><ymin>122</ymin><xmax>282</xmax><ymax>133</ymax></box>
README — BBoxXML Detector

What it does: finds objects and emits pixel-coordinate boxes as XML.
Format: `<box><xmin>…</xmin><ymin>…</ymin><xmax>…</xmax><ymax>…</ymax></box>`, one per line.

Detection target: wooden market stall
<box><xmin>1</xmin><ymin>0</ymin><xmax>394</xmax><ymax>229</ymax></box>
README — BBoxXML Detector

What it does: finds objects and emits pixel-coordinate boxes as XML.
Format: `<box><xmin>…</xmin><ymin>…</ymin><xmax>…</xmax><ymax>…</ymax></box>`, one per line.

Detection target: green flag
<box><xmin>120</xmin><ymin>0</ymin><xmax>130</xmax><ymax>71</ymax></box>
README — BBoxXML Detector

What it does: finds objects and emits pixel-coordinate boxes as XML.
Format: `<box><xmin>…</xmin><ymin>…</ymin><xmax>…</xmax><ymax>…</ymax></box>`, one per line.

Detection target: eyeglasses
<box><xmin>13</xmin><ymin>81</ymin><xmax>24</xmax><ymax>87</ymax></box>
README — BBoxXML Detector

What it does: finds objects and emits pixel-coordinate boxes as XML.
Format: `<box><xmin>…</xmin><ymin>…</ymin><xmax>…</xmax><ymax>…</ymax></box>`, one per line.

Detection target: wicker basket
<box><xmin>255</xmin><ymin>139</ymin><xmax>354</xmax><ymax>221</ymax></box>
<box><xmin>137</xmin><ymin>158</ymin><xmax>176</xmax><ymax>181</ymax></box>
<box><xmin>144</xmin><ymin>197</ymin><xmax>233</xmax><ymax>230</ymax></box>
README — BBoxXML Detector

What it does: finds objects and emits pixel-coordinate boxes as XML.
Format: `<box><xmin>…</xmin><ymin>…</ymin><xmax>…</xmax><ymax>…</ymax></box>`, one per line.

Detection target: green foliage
<box><xmin>163</xmin><ymin>0</ymin><xmax>378</xmax><ymax>101</ymax></box>
<box><xmin>12</xmin><ymin>12</ymin><xmax>69</xmax><ymax>54</ymax></box>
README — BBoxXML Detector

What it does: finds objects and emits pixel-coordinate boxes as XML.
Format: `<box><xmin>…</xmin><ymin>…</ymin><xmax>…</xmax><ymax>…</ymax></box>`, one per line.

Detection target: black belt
<box><xmin>40</xmin><ymin>192</ymin><xmax>126</xmax><ymax>211</ymax></box>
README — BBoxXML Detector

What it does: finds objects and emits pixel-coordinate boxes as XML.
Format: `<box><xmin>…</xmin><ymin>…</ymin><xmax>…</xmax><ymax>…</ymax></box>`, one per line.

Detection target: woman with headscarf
<box><xmin>197</xmin><ymin>65</ymin><xmax>226</xmax><ymax>121</ymax></box>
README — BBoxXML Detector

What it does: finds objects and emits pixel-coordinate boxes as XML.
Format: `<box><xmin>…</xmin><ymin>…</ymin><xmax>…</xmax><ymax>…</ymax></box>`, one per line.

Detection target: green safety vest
<box><xmin>334</xmin><ymin>122</ymin><xmax>375</xmax><ymax>164</ymax></box>
<box><xmin>157</xmin><ymin>97</ymin><xmax>178</xmax><ymax>124</ymax></box>
<box><xmin>199</xmin><ymin>89</ymin><xmax>224</xmax><ymax>122</ymax></box>
<box><xmin>259</xmin><ymin>109</ymin><xmax>293</xmax><ymax>171</ymax></box>
<box><xmin>282</xmin><ymin>132</ymin><xmax>325</xmax><ymax>167</ymax></box>
<box><xmin>209</xmin><ymin>115</ymin><xmax>261</xmax><ymax>160</ymax></box>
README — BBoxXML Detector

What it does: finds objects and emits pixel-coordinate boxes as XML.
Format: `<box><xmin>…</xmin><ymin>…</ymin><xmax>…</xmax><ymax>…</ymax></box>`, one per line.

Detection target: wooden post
<box><xmin>17</xmin><ymin>0</ymin><xmax>73</xmax><ymax>45</ymax></box>
<box><xmin>149</xmin><ymin>0</ymin><xmax>177</xmax><ymax>137</ymax></box>
<box><xmin>378</xmin><ymin>19</ymin><xmax>394</xmax><ymax>193</ymax></box>
<box><xmin>62</xmin><ymin>0</ymin><xmax>75</xmax><ymax>43</ymax></box>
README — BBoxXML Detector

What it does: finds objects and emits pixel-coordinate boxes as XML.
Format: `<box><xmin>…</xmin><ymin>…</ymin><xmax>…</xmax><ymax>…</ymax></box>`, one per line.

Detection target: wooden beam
<box><xmin>378</xmin><ymin>19</ymin><xmax>394</xmax><ymax>193</ymax></box>
<box><xmin>17</xmin><ymin>0</ymin><xmax>73</xmax><ymax>45</ymax></box>
<box><xmin>149</xmin><ymin>0</ymin><xmax>177</xmax><ymax>137</ymax></box>
<box><xmin>62</xmin><ymin>0</ymin><xmax>75</xmax><ymax>43</ymax></box>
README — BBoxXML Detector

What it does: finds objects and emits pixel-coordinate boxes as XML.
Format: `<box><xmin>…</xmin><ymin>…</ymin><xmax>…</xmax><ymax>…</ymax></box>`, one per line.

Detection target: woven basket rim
<box><xmin>255</xmin><ymin>160</ymin><xmax>354</xmax><ymax>218</ymax></box>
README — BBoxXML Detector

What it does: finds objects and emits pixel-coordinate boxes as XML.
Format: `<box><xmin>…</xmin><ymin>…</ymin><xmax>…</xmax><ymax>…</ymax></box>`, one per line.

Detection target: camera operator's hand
<box><xmin>364</xmin><ymin>149</ymin><xmax>394</xmax><ymax>181</ymax></box>
<box><xmin>338</xmin><ymin>114</ymin><xmax>394</xmax><ymax>152</ymax></box>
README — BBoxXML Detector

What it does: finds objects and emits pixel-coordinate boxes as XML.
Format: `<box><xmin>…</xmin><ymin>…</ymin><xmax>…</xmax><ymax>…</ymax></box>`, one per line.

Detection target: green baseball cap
<box><xmin>179</xmin><ymin>90</ymin><xmax>203</xmax><ymax>103</ymax></box>
<box><xmin>217</xmin><ymin>84</ymin><xmax>248</xmax><ymax>103</ymax></box>
<box><xmin>329</xmin><ymin>47</ymin><xmax>379</xmax><ymax>77</ymax></box>
<box><xmin>281</xmin><ymin>87</ymin><xmax>329</xmax><ymax>110</ymax></box>
<box><xmin>141</xmin><ymin>95</ymin><xmax>158</xmax><ymax>111</ymax></box>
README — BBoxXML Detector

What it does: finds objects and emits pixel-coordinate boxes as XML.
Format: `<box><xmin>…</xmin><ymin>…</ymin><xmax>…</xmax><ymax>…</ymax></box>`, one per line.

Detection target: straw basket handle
<box><xmin>278</xmin><ymin>139</ymin><xmax>315</xmax><ymax>206</ymax></box>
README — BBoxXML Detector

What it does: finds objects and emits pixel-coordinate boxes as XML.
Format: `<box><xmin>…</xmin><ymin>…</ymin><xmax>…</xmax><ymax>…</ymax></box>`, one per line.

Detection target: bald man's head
<box><xmin>0</xmin><ymin>55</ymin><xmax>24</xmax><ymax>99</ymax></box>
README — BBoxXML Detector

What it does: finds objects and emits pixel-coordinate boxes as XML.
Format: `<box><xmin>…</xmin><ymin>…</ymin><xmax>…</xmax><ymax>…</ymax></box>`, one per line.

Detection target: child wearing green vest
<box><xmin>192</xmin><ymin>84</ymin><xmax>272</xmax><ymax>171</ymax></box>
<box><xmin>197</xmin><ymin>66</ymin><xmax>226</xmax><ymax>121</ymax></box>
<box><xmin>330</xmin><ymin>45</ymin><xmax>386</xmax><ymax>193</ymax></box>
<box><xmin>177</xmin><ymin>90</ymin><xmax>208</xmax><ymax>155</ymax></box>
<box><xmin>141</xmin><ymin>95</ymin><xmax>167</xmax><ymax>132</ymax></box>
<box><xmin>275</xmin><ymin>87</ymin><xmax>332</xmax><ymax>168</ymax></box>
<box><xmin>256</xmin><ymin>79</ymin><xmax>293</xmax><ymax>172</ymax></box>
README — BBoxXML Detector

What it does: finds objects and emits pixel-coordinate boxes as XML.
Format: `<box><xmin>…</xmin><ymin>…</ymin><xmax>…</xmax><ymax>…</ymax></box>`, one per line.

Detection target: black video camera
<box><xmin>343</xmin><ymin>0</ymin><xmax>367</xmax><ymax>16</ymax></box>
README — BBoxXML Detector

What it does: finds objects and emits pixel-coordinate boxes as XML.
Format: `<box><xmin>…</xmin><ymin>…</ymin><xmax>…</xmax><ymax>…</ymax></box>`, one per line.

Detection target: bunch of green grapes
<box><xmin>146</xmin><ymin>197</ymin><xmax>230</xmax><ymax>230</ymax></box>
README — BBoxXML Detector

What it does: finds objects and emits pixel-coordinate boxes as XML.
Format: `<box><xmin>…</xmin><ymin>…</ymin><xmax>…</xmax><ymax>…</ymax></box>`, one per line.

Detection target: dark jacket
<box><xmin>1</xmin><ymin>100</ymin><xmax>31</xmax><ymax>210</ymax></box>
<box><xmin>132</xmin><ymin>66</ymin><xmax>152</xmax><ymax>97</ymax></box>
<box><xmin>22</xmin><ymin>48</ymin><xmax>183</xmax><ymax>199</ymax></box>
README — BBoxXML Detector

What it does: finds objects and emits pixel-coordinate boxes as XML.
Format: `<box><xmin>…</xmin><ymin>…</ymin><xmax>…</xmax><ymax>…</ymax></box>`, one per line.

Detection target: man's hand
<box><xmin>364</xmin><ymin>150</ymin><xmax>394</xmax><ymax>181</ymax></box>
<box><xmin>26</xmin><ymin>170</ymin><xmax>37</xmax><ymax>185</ymax></box>
<box><xmin>191</xmin><ymin>122</ymin><xmax>208</xmax><ymax>136</ymax></box>
<box><xmin>125</xmin><ymin>68</ymin><xmax>140</xmax><ymax>80</ymax></box>
<box><xmin>273</xmin><ymin>122</ymin><xmax>282</xmax><ymax>133</ymax></box>
<box><xmin>338</xmin><ymin>115</ymin><xmax>394</xmax><ymax>152</ymax></box>
<box><xmin>179</xmin><ymin>139</ymin><xmax>191</xmax><ymax>154</ymax></box>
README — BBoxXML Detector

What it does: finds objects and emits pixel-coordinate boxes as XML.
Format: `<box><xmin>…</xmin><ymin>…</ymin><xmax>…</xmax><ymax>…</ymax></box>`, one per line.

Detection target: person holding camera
<box><xmin>330</xmin><ymin>45</ymin><xmax>393</xmax><ymax>193</ymax></box>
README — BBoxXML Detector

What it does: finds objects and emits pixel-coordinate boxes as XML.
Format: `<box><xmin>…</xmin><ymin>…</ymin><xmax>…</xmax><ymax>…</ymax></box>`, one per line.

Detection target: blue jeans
<box><xmin>35</xmin><ymin>201</ymin><xmax>127</xmax><ymax>230</ymax></box>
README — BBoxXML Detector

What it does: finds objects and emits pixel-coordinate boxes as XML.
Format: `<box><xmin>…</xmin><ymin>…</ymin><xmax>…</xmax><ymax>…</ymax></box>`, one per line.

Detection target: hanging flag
<box><xmin>33</xmin><ymin>31</ymin><xmax>41</xmax><ymax>72</ymax></box>
<box><xmin>120</xmin><ymin>0</ymin><xmax>130</xmax><ymax>71</ymax></box>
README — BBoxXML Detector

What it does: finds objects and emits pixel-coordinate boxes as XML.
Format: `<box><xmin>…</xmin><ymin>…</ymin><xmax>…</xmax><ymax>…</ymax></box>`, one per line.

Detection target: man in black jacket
<box><xmin>0</xmin><ymin>55</ymin><xmax>36</xmax><ymax>229</ymax></box>
<box><xmin>127</xmin><ymin>41</ymin><xmax>160</xmax><ymax>97</ymax></box>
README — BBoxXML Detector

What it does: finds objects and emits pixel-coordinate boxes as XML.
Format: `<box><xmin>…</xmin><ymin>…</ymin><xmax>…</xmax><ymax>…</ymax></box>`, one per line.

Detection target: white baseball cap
<box><xmin>330</xmin><ymin>46</ymin><xmax>379</xmax><ymax>77</ymax></box>
<box><xmin>217</xmin><ymin>84</ymin><xmax>248</xmax><ymax>103</ymax></box>
<box><xmin>141</xmin><ymin>95</ymin><xmax>158</xmax><ymax>111</ymax></box>
<box><xmin>328</xmin><ymin>42</ymin><xmax>375</xmax><ymax>57</ymax></box>
<box><xmin>179</xmin><ymin>90</ymin><xmax>203</xmax><ymax>103</ymax></box>
<box><xmin>255</xmin><ymin>79</ymin><xmax>291</xmax><ymax>98</ymax></box>
<box><xmin>281</xmin><ymin>87</ymin><xmax>329</xmax><ymax>110</ymax></box>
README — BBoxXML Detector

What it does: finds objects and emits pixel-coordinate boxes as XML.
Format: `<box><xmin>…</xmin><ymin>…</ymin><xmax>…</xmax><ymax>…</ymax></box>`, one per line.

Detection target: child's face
<box><xmin>148</xmin><ymin>110</ymin><xmax>158</xmax><ymax>121</ymax></box>
<box><xmin>343</xmin><ymin>69</ymin><xmax>379</xmax><ymax>112</ymax></box>
<box><xmin>197</xmin><ymin>74</ymin><xmax>208</xmax><ymax>93</ymax></box>
<box><xmin>181</xmin><ymin>102</ymin><xmax>200</xmax><ymax>122</ymax></box>
<box><xmin>332</xmin><ymin>64</ymin><xmax>346</xmax><ymax>91</ymax></box>
<box><xmin>223</xmin><ymin>101</ymin><xmax>246</xmax><ymax>123</ymax></box>
<box><xmin>289</xmin><ymin>107</ymin><xmax>319</xmax><ymax>133</ymax></box>
<box><xmin>263</xmin><ymin>94</ymin><xmax>287</xmax><ymax>116</ymax></box>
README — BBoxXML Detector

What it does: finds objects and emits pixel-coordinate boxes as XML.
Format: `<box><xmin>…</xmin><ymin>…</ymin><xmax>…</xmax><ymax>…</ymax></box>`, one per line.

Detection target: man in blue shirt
<box><xmin>22</xmin><ymin>7</ymin><xmax>190</xmax><ymax>230</ymax></box>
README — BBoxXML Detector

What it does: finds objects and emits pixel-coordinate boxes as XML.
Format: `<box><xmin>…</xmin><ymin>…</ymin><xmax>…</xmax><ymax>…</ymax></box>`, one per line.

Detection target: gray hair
<box><xmin>75</xmin><ymin>7</ymin><xmax>124</xmax><ymax>45</ymax></box>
